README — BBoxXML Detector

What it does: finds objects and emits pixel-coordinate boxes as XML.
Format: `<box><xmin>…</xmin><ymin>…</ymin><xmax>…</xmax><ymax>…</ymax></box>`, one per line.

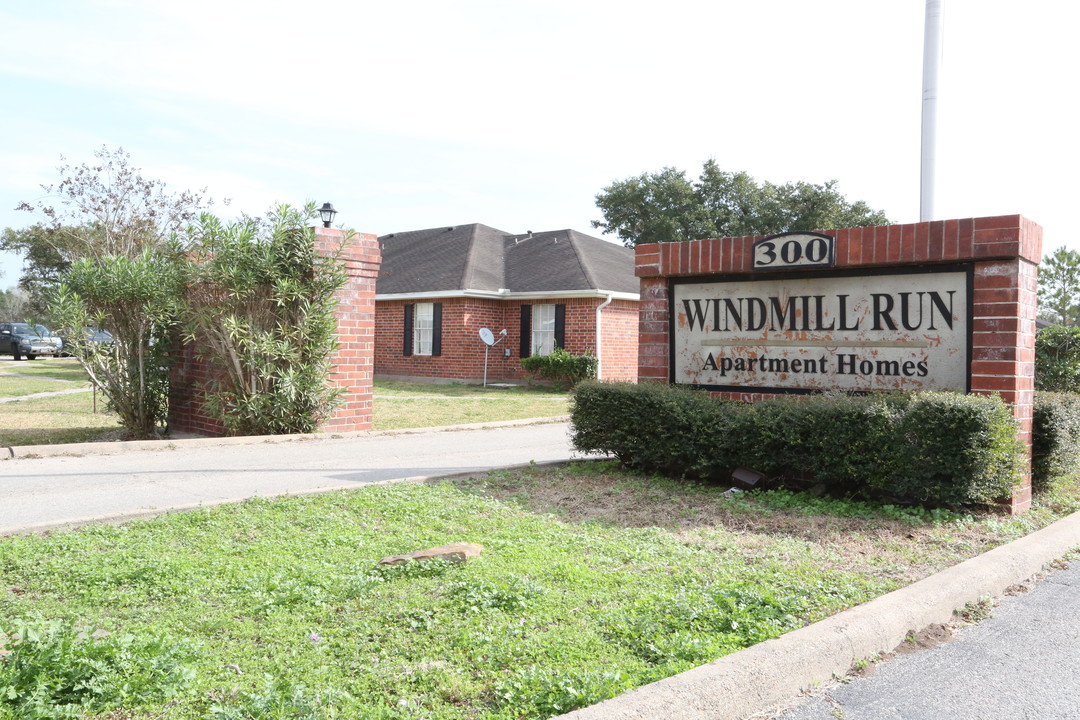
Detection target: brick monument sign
<box><xmin>635</xmin><ymin>215</ymin><xmax>1042</xmax><ymax>513</ymax></box>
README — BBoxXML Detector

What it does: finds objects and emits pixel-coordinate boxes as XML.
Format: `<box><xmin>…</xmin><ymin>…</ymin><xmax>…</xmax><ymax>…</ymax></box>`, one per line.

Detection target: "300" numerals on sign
<box><xmin>752</xmin><ymin>232</ymin><xmax>835</xmax><ymax>270</ymax></box>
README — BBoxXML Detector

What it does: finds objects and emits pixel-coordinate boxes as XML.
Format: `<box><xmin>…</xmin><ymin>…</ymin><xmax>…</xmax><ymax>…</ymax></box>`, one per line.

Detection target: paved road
<box><xmin>774</xmin><ymin>560</ymin><xmax>1080</xmax><ymax>720</ymax></box>
<box><xmin>0</xmin><ymin>421</ymin><xmax>582</xmax><ymax>534</ymax></box>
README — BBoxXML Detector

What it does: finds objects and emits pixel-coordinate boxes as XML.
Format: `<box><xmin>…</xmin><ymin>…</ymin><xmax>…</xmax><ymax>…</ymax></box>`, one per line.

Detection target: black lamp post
<box><xmin>318</xmin><ymin>202</ymin><xmax>337</xmax><ymax>228</ymax></box>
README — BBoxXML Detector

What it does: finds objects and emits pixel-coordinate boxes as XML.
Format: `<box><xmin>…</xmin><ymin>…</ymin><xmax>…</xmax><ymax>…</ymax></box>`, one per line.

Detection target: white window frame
<box><xmin>531</xmin><ymin>304</ymin><xmax>556</xmax><ymax>356</ymax></box>
<box><xmin>414</xmin><ymin>302</ymin><xmax>434</xmax><ymax>356</ymax></box>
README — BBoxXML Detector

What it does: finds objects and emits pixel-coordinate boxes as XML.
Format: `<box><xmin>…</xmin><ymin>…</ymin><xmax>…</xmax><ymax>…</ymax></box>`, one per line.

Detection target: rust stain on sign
<box><xmin>671</xmin><ymin>268</ymin><xmax>970</xmax><ymax>392</ymax></box>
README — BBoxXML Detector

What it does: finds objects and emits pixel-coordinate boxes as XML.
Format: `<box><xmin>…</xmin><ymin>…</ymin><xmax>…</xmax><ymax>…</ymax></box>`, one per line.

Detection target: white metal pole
<box><xmin>595</xmin><ymin>293</ymin><xmax>614</xmax><ymax>381</ymax></box>
<box><xmin>921</xmin><ymin>0</ymin><xmax>944</xmax><ymax>222</ymax></box>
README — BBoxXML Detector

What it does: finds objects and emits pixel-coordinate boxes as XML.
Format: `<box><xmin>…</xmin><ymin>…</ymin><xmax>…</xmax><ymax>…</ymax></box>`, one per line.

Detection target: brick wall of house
<box><xmin>375</xmin><ymin>296</ymin><xmax>640</xmax><ymax>383</ymax></box>
<box><xmin>635</xmin><ymin>215</ymin><xmax>1042</xmax><ymax>514</ymax></box>
<box><xmin>169</xmin><ymin>227</ymin><xmax>381</xmax><ymax>436</ymax></box>
<box><xmin>598</xmin><ymin>299</ymin><xmax>639</xmax><ymax>381</ymax></box>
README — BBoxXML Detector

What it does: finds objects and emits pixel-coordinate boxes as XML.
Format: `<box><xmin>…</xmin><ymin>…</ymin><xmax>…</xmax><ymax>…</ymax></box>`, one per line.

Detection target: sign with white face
<box><xmin>671</xmin><ymin>267</ymin><xmax>971</xmax><ymax>392</ymax></box>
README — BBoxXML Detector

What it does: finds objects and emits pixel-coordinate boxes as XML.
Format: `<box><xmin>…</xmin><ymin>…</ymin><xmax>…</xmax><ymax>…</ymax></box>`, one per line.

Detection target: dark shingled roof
<box><xmin>377</xmin><ymin>224</ymin><xmax>637</xmax><ymax>296</ymax></box>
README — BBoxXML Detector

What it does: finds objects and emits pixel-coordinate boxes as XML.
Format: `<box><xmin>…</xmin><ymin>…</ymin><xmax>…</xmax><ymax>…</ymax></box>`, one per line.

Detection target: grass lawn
<box><xmin>1</xmin><ymin>461</ymin><xmax>1077</xmax><ymax>720</ymax></box>
<box><xmin>373</xmin><ymin>381</ymin><xmax>567</xmax><ymax>431</ymax></box>
<box><xmin>0</xmin><ymin>358</ymin><xmax>90</xmax><ymax>383</ymax></box>
<box><xmin>0</xmin><ymin>376</ymin><xmax>81</xmax><ymax>398</ymax></box>
<box><xmin>374</xmin><ymin>380</ymin><xmax>561</xmax><ymax>398</ymax></box>
<box><xmin>0</xmin><ymin>357</ymin><xmax>92</xmax><ymax>398</ymax></box>
<box><xmin>0</xmin><ymin>373</ymin><xmax>569</xmax><ymax>447</ymax></box>
<box><xmin>0</xmin><ymin>392</ymin><xmax>123</xmax><ymax>447</ymax></box>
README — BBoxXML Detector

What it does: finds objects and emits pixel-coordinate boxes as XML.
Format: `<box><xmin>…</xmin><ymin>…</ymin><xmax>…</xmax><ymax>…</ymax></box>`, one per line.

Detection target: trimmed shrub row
<box><xmin>570</xmin><ymin>382</ymin><xmax>1025</xmax><ymax>507</ymax></box>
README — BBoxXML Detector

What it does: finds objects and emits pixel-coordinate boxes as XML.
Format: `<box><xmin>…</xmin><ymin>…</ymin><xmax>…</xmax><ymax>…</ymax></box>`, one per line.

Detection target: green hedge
<box><xmin>1033</xmin><ymin>391</ymin><xmax>1080</xmax><ymax>493</ymax></box>
<box><xmin>520</xmin><ymin>348</ymin><xmax>597</xmax><ymax>390</ymax></box>
<box><xmin>570</xmin><ymin>382</ymin><xmax>1024</xmax><ymax>507</ymax></box>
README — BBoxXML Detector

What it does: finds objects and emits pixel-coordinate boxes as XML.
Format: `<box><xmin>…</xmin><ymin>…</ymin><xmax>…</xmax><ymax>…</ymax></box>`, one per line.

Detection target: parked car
<box><xmin>60</xmin><ymin>327</ymin><xmax>114</xmax><ymax>355</ymax></box>
<box><xmin>0</xmin><ymin>322</ymin><xmax>64</xmax><ymax>360</ymax></box>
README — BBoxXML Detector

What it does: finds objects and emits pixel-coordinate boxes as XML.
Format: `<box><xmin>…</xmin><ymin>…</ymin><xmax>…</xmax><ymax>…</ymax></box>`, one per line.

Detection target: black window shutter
<box><xmin>403</xmin><ymin>304</ymin><xmax>414</xmax><ymax>356</ymax></box>
<box><xmin>519</xmin><ymin>304</ymin><xmax>532</xmax><ymax>358</ymax></box>
<box><xmin>431</xmin><ymin>303</ymin><xmax>443</xmax><ymax>357</ymax></box>
<box><xmin>554</xmin><ymin>304</ymin><xmax>566</xmax><ymax>349</ymax></box>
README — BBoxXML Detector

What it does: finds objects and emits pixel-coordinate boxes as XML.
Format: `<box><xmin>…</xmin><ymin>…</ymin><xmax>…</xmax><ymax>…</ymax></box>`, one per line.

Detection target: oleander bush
<box><xmin>178</xmin><ymin>203</ymin><xmax>349</xmax><ymax>435</ymax></box>
<box><xmin>570</xmin><ymin>382</ymin><xmax>1024</xmax><ymax>507</ymax></box>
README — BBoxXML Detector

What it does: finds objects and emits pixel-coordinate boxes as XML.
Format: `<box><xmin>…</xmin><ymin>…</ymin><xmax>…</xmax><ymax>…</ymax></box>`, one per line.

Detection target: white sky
<box><xmin>1</xmin><ymin>0</ymin><xmax>1077</xmax><ymax>287</ymax></box>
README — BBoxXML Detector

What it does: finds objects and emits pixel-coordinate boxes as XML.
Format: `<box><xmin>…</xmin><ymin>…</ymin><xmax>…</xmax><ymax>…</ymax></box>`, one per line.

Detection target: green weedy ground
<box><xmin>3</xmin><ymin>462</ymin><xmax>1075</xmax><ymax>720</ymax></box>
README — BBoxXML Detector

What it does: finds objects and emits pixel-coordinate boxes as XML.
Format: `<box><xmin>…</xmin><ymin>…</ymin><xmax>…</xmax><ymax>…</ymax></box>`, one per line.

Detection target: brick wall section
<box><xmin>635</xmin><ymin>215</ymin><xmax>1043</xmax><ymax>514</ymax></box>
<box><xmin>169</xmin><ymin>334</ymin><xmax>229</xmax><ymax>437</ymax></box>
<box><xmin>169</xmin><ymin>227</ymin><xmax>381</xmax><ymax>436</ymax></box>
<box><xmin>374</xmin><ymin>296</ymin><xmax>639</xmax><ymax>383</ymax></box>
<box><xmin>318</xmin><ymin>228</ymin><xmax>381</xmax><ymax>433</ymax></box>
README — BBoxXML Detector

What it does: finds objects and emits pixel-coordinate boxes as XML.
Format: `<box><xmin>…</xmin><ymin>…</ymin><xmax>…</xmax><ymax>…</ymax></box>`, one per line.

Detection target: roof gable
<box><xmin>377</xmin><ymin>224</ymin><xmax>636</xmax><ymax>297</ymax></box>
<box><xmin>377</xmin><ymin>224</ymin><xmax>507</xmax><ymax>295</ymax></box>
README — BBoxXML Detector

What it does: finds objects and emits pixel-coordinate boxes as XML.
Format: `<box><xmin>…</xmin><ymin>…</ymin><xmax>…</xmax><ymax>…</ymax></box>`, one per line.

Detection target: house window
<box><xmin>403</xmin><ymin>302</ymin><xmax>442</xmax><ymax>357</ymax></box>
<box><xmin>520</xmin><ymin>303</ymin><xmax>566</xmax><ymax>357</ymax></box>
<box><xmin>414</xmin><ymin>302</ymin><xmax>435</xmax><ymax>356</ymax></box>
<box><xmin>531</xmin><ymin>304</ymin><xmax>556</xmax><ymax>356</ymax></box>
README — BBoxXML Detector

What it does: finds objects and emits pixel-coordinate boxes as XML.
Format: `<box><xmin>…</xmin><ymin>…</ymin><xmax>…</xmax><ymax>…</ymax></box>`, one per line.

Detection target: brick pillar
<box><xmin>638</xmin><ymin>277</ymin><xmax>670</xmax><ymax>383</ymax></box>
<box><xmin>315</xmin><ymin>227</ymin><xmax>382</xmax><ymax>433</ymax></box>
<box><xmin>967</xmin><ymin>222</ymin><xmax>1040</xmax><ymax>513</ymax></box>
<box><xmin>169</xmin><ymin>226</ymin><xmax>381</xmax><ymax>437</ymax></box>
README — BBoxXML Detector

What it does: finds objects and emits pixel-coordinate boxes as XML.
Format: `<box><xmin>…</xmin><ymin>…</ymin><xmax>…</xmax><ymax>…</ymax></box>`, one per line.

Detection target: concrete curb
<box><xmin>0</xmin><ymin>415</ymin><xmax>571</xmax><ymax>461</ymax></box>
<box><xmin>557</xmin><ymin>510</ymin><xmax>1080</xmax><ymax>720</ymax></box>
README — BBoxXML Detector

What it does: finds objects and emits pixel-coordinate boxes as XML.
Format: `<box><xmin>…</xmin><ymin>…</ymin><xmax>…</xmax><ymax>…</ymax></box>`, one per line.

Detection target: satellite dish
<box><xmin>479</xmin><ymin>328</ymin><xmax>495</xmax><ymax>346</ymax></box>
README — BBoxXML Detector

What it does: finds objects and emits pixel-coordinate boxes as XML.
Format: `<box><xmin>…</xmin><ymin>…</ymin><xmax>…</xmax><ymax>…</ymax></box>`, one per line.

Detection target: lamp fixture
<box><xmin>318</xmin><ymin>202</ymin><xmax>337</xmax><ymax>228</ymax></box>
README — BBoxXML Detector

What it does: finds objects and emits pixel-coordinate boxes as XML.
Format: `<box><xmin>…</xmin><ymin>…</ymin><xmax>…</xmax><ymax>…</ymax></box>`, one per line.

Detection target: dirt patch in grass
<box><xmin>452</xmin><ymin>462</ymin><xmax>1074</xmax><ymax>587</ymax></box>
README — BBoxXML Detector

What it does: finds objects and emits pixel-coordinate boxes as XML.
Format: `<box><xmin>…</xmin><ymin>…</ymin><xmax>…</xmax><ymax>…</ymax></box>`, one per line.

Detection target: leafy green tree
<box><xmin>593</xmin><ymin>158</ymin><xmax>890</xmax><ymax>247</ymax></box>
<box><xmin>592</xmin><ymin>167</ymin><xmax>713</xmax><ymax>247</ymax></box>
<box><xmin>177</xmin><ymin>203</ymin><xmax>349</xmax><ymax>435</ymax></box>
<box><xmin>11</xmin><ymin>146</ymin><xmax>217</xmax><ymax>437</ymax></box>
<box><xmin>1037</xmin><ymin>247</ymin><xmax>1080</xmax><ymax>326</ymax></box>
<box><xmin>51</xmin><ymin>250</ymin><xmax>183</xmax><ymax>438</ymax></box>
<box><xmin>0</xmin><ymin>287</ymin><xmax>31</xmax><ymax>322</ymax></box>
<box><xmin>1035</xmin><ymin>324</ymin><xmax>1080</xmax><ymax>392</ymax></box>
<box><xmin>15</xmin><ymin>146</ymin><xmax>217</xmax><ymax>261</ymax></box>
<box><xmin>0</xmin><ymin>225</ymin><xmax>74</xmax><ymax>319</ymax></box>
<box><xmin>4</xmin><ymin>146</ymin><xmax>219</xmax><ymax>320</ymax></box>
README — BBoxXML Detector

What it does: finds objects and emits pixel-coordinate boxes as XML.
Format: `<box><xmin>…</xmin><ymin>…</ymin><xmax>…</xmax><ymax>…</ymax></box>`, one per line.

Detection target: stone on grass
<box><xmin>378</xmin><ymin>542</ymin><xmax>484</xmax><ymax>566</ymax></box>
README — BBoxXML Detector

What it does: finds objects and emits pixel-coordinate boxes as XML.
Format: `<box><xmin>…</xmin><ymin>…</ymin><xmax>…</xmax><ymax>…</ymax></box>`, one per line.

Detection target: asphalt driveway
<box><xmin>0</xmin><ymin>420</ymin><xmax>581</xmax><ymax>534</ymax></box>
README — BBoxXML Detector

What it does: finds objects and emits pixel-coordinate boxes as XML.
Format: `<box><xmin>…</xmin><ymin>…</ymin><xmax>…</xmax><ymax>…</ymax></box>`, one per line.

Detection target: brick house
<box><xmin>374</xmin><ymin>223</ymin><xmax>639</xmax><ymax>384</ymax></box>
